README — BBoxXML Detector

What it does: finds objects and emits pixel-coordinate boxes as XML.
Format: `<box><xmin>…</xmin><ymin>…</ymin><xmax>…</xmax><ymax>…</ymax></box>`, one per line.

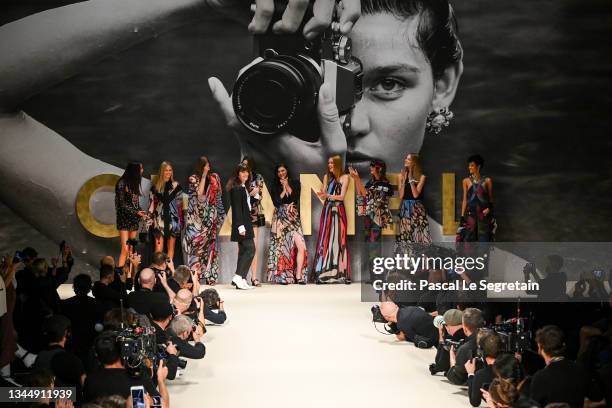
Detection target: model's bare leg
<box><xmin>167</xmin><ymin>236</ymin><xmax>177</xmax><ymax>260</ymax></box>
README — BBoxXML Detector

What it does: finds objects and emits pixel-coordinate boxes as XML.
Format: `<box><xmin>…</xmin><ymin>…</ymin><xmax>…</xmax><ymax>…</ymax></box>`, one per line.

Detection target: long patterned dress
<box><xmin>267</xmin><ymin>179</ymin><xmax>308</xmax><ymax>284</ymax></box>
<box><xmin>149</xmin><ymin>181</ymin><xmax>183</xmax><ymax>239</ymax></box>
<box><xmin>357</xmin><ymin>178</ymin><xmax>393</xmax><ymax>282</ymax></box>
<box><xmin>395</xmin><ymin>177</ymin><xmax>432</xmax><ymax>255</ymax></box>
<box><xmin>248</xmin><ymin>173</ymin><xmax>266</xmax><ymax>226</ymax></box>
<box><xmin>462</xmin><ymin>176</ymin><xmax>494</xmax><ymax>242</ymax></box>
<box><xmin>115</xmin><ymin>179</ymin><xmax>141</xmax><ymax>231</ymax></box>
<box><xmin>182</xmin><ymin>173</ymin><xmax>226</xmax><ymax>284</ymax></box>
<box><xmin>313</xmin><ymin>177</ymin><xmax>351</xmax><ymax>283</ymax></box>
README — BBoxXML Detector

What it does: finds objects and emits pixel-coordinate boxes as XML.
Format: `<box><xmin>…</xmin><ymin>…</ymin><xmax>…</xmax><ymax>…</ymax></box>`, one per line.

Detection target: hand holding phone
<box><xmin>130</xmin><ymin>385</ymin><xmax>146</xmax><ymax>408</ymax></box>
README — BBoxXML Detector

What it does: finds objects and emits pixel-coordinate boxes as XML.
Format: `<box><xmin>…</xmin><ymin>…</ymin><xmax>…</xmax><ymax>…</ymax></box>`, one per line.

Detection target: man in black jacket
<box><xmin>430</xmin><ymin>309</ymin><xmax>465</xmax><ymax>375</ymax></box>
<box><xmin>127</xmin><ymin>268</ymin><xmax>168</xmax><ymax>316</ymax></box>
<box><xmin>447</xmin><ymin>307</ymin><xmax>483</xmax><ymax>385</ymax></box>
<box><xmin>465</xmin><ymin>331</ymin><xmax>502</xmax><ymax>407</ymax></box>
<box><xmin>530</xmin><ymin>325</ymin><xmax>589</xmax><ymax>407</ymax></box>
<box><xmin>149</xmin><ymin>302</ymin><xmax>180</xmax><ymax>380</ymax></box>
<box><xmin>92</xmin><ymin>264</ymin><xmax>128</xmax><ymax>314</ymax></box>
<box><xmin>228</xmin><ymin>163</ymin><xmax>255</xmax><ymax>290</ymax></box>
<box><xmin>167</xmin><ymin>315</ymin><xmax>206</xmax><ymax>359</ymax></box>
<box><xmin>379</xmin><ymin>302</ymin><xmax>437</xmax><ymax>348</ymax></box>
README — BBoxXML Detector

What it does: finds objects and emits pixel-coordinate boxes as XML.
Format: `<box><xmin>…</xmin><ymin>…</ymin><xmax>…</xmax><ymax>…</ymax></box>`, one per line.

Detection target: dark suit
<box><xmin>127</xmin><ymin>288</ymin><xmax>168</xmax><ymax>316</ymax></box>
<box><xmin>229</xmin><ymin>185</ymin><xmax>255</xmax><ymax>279</ymax></box>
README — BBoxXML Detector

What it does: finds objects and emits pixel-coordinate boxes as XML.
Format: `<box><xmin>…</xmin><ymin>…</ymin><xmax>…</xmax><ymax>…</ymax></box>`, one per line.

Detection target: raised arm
<box><xmin>0</xmin><ymin>0</ymin><xmax>216</xmax><ymax>112</ymax></box>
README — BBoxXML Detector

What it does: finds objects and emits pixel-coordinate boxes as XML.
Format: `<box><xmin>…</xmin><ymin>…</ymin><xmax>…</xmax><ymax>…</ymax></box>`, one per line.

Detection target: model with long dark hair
<box><xmin>267</xmin><ymin>163</ymin><xmax>307</xmax><ymax>285</ymax></box>
<box><xmin>148</xmin><ymin>161</ymin><xmax>183</xmax><ymax>260</ymax></box>
<box><xmin>349</xmin><ymin>159</ymin><xmax>393</xmax><ymax>282</ymax></box>
<box><xmin>115</xmin><ymin>161</ymin><xmax>146</xmax><ymax>267</ymax></box>
<box><xmin>241</xmin><ymin>156</ymin><xmax>265</xmax><ymax>287</ymax></box>
<box><xmin>227</xmin><ymin>163</ymin><xmax>256</xmax><ymax>290</ymax></box>
<box><xmin>313</xmin><ymin>155</ymin><xmax>351</xmax><ymax>284</ymax></box>
<box><xmin>182</xmin><ymin>156</ymin><xmax>225</xmax><ymax>285</ymax></box>
<box><xmin>459</xmin><ymin>154</ymin><xmax>495</xmax><ymax>242</ymax></box>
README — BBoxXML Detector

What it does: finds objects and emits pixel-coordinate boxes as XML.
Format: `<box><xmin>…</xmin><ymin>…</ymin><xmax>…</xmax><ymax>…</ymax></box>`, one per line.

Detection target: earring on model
<box><xmin>426</xmin><ymin>107</ymin><xmax>454</xmax><ymax>134</ymax></box>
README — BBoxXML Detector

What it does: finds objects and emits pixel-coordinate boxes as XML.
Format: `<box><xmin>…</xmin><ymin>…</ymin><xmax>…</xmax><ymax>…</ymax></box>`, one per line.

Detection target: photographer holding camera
<box><xmin>168</xmin><ymin>315</ymin><xmax>206</xmax><ymax>359</ymax></box>
<box><xmin>446</xmin><ymin>307</ymin><xmax>484</xmax><ymax>385</ymax></box>
<box><xmin>149</xmin><ymin>302</ymin><xmax>181</xmax><ymax>381</ymax></box>
<box><xmin>201</xmin><ymin>288</ymin><xmax>227</xmax><ymax>325</ymax></box>
<box><xmin>429</xmin><ymin>309</ymin><xmax>465</xmax><ymax>375</ymax></box>
<box><xmin>127</xmin><ymin>268</ymin><xmax>169</xmax><ymax>316</ymax></box>
<box><xmin>84</xmin><ymin>331</ymin><xmax>167</xmax><ymax>405</ymax></box>
<box><xmin>465</xmin><ymin>331</ymin><xmax>503</xmax><ymax>407</ymax></box>
<box><xmin>379</xmin><ymin>302</ymin><xmax>438</xmax><ymax>348</ymax></box>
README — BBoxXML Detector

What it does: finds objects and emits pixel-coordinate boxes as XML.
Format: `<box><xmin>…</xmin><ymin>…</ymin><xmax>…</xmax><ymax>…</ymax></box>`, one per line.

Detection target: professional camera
<box><xmin>371</xmin><ymin>305</ymin><xmax>399</xmax><ymax>335</ymax></box>
<box><xmin>490</xmin><ymin>321</ymin><xmax>532</xmax><ymax>354</ymax></box>
<box><xmin>232</xmin><ymin>1</ymin><xmax>363</xmax><ymax>142</ymax></box>
<box><xmin>115</xmin><ymin>324</ymin><xmax>158</xmax><ymax>377</ymax></box>
<box><xmin>443</xmin><ymin>338</ymin><xmax>465</xmax><ymax>351</ymax></box>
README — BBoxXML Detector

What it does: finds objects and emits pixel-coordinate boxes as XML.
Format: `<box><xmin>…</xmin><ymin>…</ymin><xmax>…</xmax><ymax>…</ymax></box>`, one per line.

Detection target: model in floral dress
<box><xmin>115</xmin><ymin>161</ymin><xmax>146</xmax><ymax>267</ymax></box>
<box><xmin>350</xmin><ymin>160</ymin><xmax>393</xmax><ymax>282</ymax></box>
<box><xmin>267</xmin><ymin>164</ymin><xmax>307</xmax><ymax>284</ymax></box>
<box><xmin>313</xmin><ymin>156</ymin><xmax>351</xmax><ymax>284</ymax></box>
<box><xmin>182</xmin><ymin>156</ymin><xmax>225</xmax><ymax>285</ymax></box>
<box><xmin>396</xmin><ymin>153</ymin><xmax>432</xmax><ymax>255</ymax></box>
<box><xmin>148</xmin><ymin>161</ymin><xmax>183</xmax><ymax>260</ymax></box>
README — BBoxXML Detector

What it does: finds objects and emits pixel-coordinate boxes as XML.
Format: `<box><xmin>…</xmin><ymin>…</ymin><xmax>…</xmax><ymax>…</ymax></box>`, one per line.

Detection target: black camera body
<box><xmin>443</xmin><ymin>338</ymin><xmax>465</xmax><ymax>351</ymax></box>
<box><xmin>491</xmin><ymin>323</ymin><xmax>532</xmax><ymax>354</ymax></box>
<box><xmin>232</xmin><ymin>2</ymin><xmax>362</xmax><ymax>141</ymax></box>
<box><xmin>115</xmin><ymin>325</ymin><xmax>158</xmax><ymax>377</ymax></box>
<box><xmin>371</xmin><ymin>305</ymin><xmax>399</xmax><ymax>335</ymax></box>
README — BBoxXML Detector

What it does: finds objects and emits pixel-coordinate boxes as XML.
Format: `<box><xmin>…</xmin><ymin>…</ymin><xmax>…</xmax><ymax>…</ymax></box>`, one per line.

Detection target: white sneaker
<box><xmin>231</xmin><ymin>275</ymin><xmax>249</xmax><ymax>290</ymax></box>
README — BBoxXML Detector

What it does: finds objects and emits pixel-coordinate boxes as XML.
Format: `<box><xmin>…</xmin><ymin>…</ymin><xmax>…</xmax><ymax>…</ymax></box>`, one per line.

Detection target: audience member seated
<box><xmin>127</xmin><ymin>268</ymin><xmax>168</xmax><ymax>316</ymax></box>
<box><xmin>168</xmin><ymin>315</ymin><xmax>206</xmax><ymax>359</ymax></box>
<box><xmin>466</xmin><ymin>331</ymin><xmax>503</xmax><ymax>407</ymax></box>
<box><xmin>379</xmin><ymin>302</ymin><xmax>438</xmax><ymax>348</ymax></box>
<box><xmin>34</xmin><ymin>315</ymin><xmax>86</xmax><ymax>402</ymax></box>
<box><xmin>60</xmin><ymin>274</ymin><xmax>104</xmax><ymax>362</ymax></box>
<box><xmin>92</xmin><ymin>264</ymin><xmax>127</xmax><ymax>314</ymax></box>
<box><xmin>83</xmin><ymin>331</ymin><xmax>163</xmax><ymax>403</ymax></box>
<box><xmin>430</xmin><ymin>309</ymin><xmax>465</xmax><ymax>375</ymax></box>
<box><xmin>446</xmin><ymin>307</ymin><xmax>484</xmax><ymax>385</ymax></box>
<box><xmin>530</xmin><ymin>325</ymin><xmax>590</xmax><ymax>407</ymax></box>
<box><xmin>482</xmin><ymin>354</ymin><xmax>537</xmax><ymax>408</ymax></box>
<box><xmin>202</xmin><ymin>288</ymin><xmax>227</xmax><ymax>325</ymax></box>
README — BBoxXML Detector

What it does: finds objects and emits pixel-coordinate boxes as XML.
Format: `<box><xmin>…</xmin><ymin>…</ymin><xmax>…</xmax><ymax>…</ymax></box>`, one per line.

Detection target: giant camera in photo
<box><xmin>232</xmin><ymin>3</ymin><xmax>363</xmax><ymax>141</ymax></box>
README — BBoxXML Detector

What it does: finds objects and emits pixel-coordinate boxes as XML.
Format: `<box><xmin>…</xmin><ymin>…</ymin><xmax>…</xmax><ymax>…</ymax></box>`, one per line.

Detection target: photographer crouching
<box><xmin>446</xmin><ymin>307</ymin><xmax>484</xmax><ymax>385</ymax></box>
<box><xmin>167</xmin><ymin>315</ymin><xmax>206</xmax><ymax>359</ymax></box>
<box><xmin>429</xmin><ymin>309</ymin><xmax>465</xmax><ymax>375</ymax></box>
<box><xmin>376</xmin><ymin>302</ymin><xmax>438</xmax><ymax>348</ymax></box>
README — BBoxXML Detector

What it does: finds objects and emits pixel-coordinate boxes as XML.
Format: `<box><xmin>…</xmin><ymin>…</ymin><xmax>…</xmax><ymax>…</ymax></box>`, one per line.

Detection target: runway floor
<box><xmin>158</xmin><ymin>284</ymin><xmax>472</xmax><ymax>408</ymax></box>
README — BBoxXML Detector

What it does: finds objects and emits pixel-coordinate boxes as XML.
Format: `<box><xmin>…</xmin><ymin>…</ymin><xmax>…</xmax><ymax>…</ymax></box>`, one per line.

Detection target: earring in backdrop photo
<box><xmin>426</xmin><ymin>107</ymin><xmax>454</xmax><ymax>134</ymax></box>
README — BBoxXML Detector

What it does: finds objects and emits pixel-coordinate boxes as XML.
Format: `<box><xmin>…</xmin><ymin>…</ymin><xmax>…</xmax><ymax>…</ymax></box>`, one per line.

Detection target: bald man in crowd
<box><xmin>127</xmin><ymin>268</ymin><xmax>168</xmax><ymax>316</ymax></box>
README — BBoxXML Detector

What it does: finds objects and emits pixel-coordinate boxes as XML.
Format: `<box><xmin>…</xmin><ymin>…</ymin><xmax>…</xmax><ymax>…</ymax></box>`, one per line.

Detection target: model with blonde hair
<box><xmin>396</xmin><ymin>153</ymin><xmax>432</xmax><ymax>254</ymax></box>
<box><xmin>148</xmin><ymin>161</ymin><xmax>183</xmax><ymax>260</ymax></box>
<box><xmin>313</xmin><ymin>155</ymin><xmax>351</xmax><ymax>284</ymax></box>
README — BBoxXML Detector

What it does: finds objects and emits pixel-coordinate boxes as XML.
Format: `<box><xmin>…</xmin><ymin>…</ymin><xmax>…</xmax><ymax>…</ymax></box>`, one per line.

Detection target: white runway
<box><xmin>161</xmin><ymin>284</ymin><xmax>472</xmax><ymax>408</ymax></box>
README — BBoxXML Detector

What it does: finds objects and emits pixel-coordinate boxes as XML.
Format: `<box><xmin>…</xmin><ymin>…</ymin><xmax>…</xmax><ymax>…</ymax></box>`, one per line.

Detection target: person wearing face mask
<box><xmin>396</xmin><ymin>153</ymin><xmax>432</xmax><ymax>255</ymax></box>
<box><xmin>313</xmin><ymin>156</ymin><xmax>351</xmax><ymax>284</ymax></box>
<box><xmin>182</xmin><ymin>156</ymin><xmax>225</xmax><ymax>286</ymax></box>
<box><xmin>267</xmin><ymin>163</ymin><xmax>307</xmax><ymax>285</ymax></box>
<box><xmin>148</xmin><ymin>161</ymin><xmax>183</xmax><ymax>261</ymax></box>
<box><xmin>227</xmin><ymin>163</ymin><xmax>256</xmax><ymax>290</ymax></box>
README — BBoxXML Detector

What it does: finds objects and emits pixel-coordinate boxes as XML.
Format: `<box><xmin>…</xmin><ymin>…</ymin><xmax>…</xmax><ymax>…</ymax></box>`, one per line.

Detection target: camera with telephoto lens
<box><xmin>490</xmin><ymin>321</ymin><xmax>532</xmax><ymax>354</ymax></box>
<box><xmin>232</xmin><ymin>0</ymin><xmax>363</xmax><ymax>142</ymax></box>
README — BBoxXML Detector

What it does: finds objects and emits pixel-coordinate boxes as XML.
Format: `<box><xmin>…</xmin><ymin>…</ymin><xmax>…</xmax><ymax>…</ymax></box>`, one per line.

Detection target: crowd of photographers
<box><xmin>1</xmin><ymin>244</ymin><xmax>228</xmax><ymax>407</ymax></box>
<box><xmin>373</xmin><ymin>254</ymin><xmax>612</xmax><ymax>408</ymax></box>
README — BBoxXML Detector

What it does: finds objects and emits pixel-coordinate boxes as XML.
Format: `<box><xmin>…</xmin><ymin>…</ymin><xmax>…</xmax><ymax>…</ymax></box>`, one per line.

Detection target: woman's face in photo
<box><xmin>277</xmin><ymin>166</ymin><xmax>288</xmax><ymax>180</ymax></box>
<box><xmin>163</xmin><ymin>165</ymin><xmax>173</xmax><ymax>181</ymax></box>
<box><xmin>468</xmin><ymin>161</ymin><xmax>478</xmax><ymax>175</ymax></box>
<box><xmin>347</xmin><ymin>13</ymin><xmax>435</xmax><ymax>174</ymax></box>
<box><xmin>139</xmin><ymin>163</ymin><xmax>144</xmax><ymax>175</ymax></box>
<box><xmin>405</xmin><ymin>154</ymin><xmax>413</xmax><ymax>169</ymax></box>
